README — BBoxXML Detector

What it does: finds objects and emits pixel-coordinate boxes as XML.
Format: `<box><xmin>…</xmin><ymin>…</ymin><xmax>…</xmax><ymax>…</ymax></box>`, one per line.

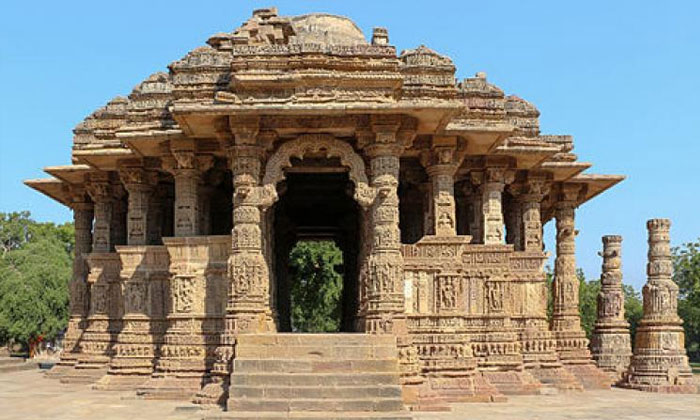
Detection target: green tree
<box><xmin>288</xmin><ymin>241</ymin><xmax>343</xmax><ymax>333</ymax></box>
<box><xmin>0</xmin><ymin>212</ymin><xmax>74</xmax><ymax>350</ymax></box>
<box><xmin>672</xmin><ymin>239</ymin><xmax>700</xmax><ymax>361</ymax></box>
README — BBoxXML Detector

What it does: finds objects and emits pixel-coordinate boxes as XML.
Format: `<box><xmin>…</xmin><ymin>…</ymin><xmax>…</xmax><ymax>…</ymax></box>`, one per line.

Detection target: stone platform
<box><xmin>2</xmin><ymin>370</ymin><xmax>699</xmax><ymax>420</ymax></box>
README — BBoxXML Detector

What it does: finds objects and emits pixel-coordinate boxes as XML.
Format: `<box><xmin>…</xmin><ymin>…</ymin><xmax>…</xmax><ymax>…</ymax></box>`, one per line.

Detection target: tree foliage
<box><xmin>672</xmin><ymin>239</ymin><xmax>700</xmax><ymax>361</ymax></box>
<box><xmin>288</xmin><ymin>241</ymin><xmax>343</xmax><ymax>333</ymax></box>
<box><xmin>0</xmin><ymin>212</ymin><xmax>74</xmax><ymax>349</ymax></box>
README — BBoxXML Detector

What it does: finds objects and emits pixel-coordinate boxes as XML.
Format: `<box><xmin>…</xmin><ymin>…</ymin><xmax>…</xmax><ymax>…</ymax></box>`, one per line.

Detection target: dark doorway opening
<box><xmin>273</xmin><ymin>171</ymin><xmax>360</xmax><ymax>332</ymax></box>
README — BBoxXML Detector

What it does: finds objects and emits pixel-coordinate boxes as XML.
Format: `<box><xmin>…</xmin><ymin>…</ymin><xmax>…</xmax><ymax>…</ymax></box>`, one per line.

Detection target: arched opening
<box><xmin>272</xmin><ymin>168</ymin><xmax>361</xmax><ymax>333</ymax></box>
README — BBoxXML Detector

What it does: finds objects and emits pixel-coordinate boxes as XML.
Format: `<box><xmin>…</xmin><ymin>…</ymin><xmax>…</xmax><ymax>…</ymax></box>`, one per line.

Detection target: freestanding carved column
<box><xmin>625</xmin><ymin>219</ymin><xmax>696</xmax><ymax>392</ymax></box>
<box><xmin>591</xmin><ymin>235</ymin><xmax>632</xmax><ymax>382</ymax></box>
<box><xmin>551</xmin><ymin>183</ymin><xmax>610</xmax><ymax>389</ymax></box>
<box><xmin>120</xmin><ymin>167</ymin><xmax>157</xmax><ymax>245</ymax></box>
<box><xmin>47</xmin><ymin>189</ymin><xmax>94</xmax><ymax>378</ymax></box>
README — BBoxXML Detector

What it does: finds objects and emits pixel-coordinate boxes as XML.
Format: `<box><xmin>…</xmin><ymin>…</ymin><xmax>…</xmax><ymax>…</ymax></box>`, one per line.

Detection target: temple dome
<box><xmin>289</xmin><ymin>13</ymin><xmax>368</xmax><ymax>45</ymax></box>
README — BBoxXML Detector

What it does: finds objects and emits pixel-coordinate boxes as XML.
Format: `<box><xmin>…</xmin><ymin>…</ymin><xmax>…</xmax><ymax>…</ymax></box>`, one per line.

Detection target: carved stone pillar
<box><xmin>422</xmin><ymin>144</ymin><xmax>459</xmax><ymax>237</ymax></box>
<box><xmin>87</xmin><ymin>178</ymin><xmax>113</xmax><ymax>253</ymax></box>
<box><xmin>551</xmin><ymin>183</ymin><xmax>610</xmax><ymax>389</ymax></box>
<box><xmin>171</xmin><ymin>152</ymin><xmax>200</xmax><ymax>237</ymax></box>
<box><xmin>520</xmin><ymin>177</ymin><xmax>548</xmax><ymax>252</ymax></box>
<box><xmin>625</xmin><ymin>219</ymin><xmax>696</xmax><ymax>392</ymax></box>
<box><xmin>591</xmin><ymin>235</ymin><xmax>632</xmax><ymax>382</ymax></box>
<box><xmin>48</xmin><ymin>188</ymin><xmax>94</xmax><ymax>378</ymax></box>
<box><xmin>551</xmin><ymin>185</ymin><xmax>586</xmax><ymax>351</ymax></box>
<box><xmin>226</xmin><ymin>144</ymin><xmax>275</xmax><ymax>333</ymax></box>
<box><xmin>362</xmin><ymin>125</ymin><xmax>407</xmax><ymax>335</ymax></box>
<box><xmin>471</xmin><ymin>167</ymin><xmax>513</xmax><ymax>245</ymax></box>
<box><xmin>461</xmin><ymin>183</ymin><xmax>481</xmax><ymax>241</ymax></box>
<box><xmin>120</xmin><ymin>167</ymin><xmax>157</xmax><ymax>246</ymax></box>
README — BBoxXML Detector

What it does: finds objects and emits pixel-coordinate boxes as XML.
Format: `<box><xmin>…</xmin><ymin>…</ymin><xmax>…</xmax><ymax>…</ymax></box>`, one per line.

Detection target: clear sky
<box><xmin>1</xmin><ymin>1</ymin><xmax>698</xmax><ymax>290</ymax></box>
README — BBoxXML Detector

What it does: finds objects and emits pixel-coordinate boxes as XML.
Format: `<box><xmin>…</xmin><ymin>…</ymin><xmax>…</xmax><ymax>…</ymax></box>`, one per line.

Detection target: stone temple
<box><xmin>26</xmin><ymin>6</ymin><xmax>659</xmax><ymax>416</ymax></box>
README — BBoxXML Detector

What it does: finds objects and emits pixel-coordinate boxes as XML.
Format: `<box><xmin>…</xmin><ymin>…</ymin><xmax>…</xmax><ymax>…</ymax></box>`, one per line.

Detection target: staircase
<box><xmin>213</xmin><ymin>334</ymin><xmax>411</xmax><ymax>420</ymax></box>
<box><xmin>0</xmin><ymin>357</ymin><xmax>37</xmax><ymax>374</ymax></box>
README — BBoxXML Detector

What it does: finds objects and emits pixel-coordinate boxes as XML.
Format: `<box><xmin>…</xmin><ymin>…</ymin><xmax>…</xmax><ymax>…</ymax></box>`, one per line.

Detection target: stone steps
<box><xmin>225</xmin><ymin>334</ymin><xmax>409</xmax><ymax>419</ymax></box>
<box><xmin>206</xmin><ymin>412</ymin><xmax>411</xmax><ymax>420</ymax></box>
<box><xmin>0</xmin><ymin>357</ymin><xmax>37</xmax><ymax>374</ymax></box>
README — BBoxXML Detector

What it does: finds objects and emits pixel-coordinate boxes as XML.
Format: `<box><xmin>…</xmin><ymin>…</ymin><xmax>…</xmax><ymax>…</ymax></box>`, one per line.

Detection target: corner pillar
<box><xmin>551</xmin><ymin>183</ymin><xmax>610</xmax><ymax>388</ymax></box>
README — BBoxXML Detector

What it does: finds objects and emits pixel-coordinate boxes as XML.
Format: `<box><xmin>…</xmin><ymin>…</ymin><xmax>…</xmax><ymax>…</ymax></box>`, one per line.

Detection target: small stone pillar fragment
<box><xmin>625</xmin><ymin>219</ymin><xmax>696</xmax><ymax>393</ymax></box>
<box><xmin>591</xmin><ymin>235</ymin><xmax>632</xmax><ymax>382</ymax></box>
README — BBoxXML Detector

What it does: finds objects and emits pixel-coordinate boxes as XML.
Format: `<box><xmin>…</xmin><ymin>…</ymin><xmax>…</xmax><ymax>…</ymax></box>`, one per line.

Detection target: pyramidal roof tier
<box><xmin>26</xmin><ymin>6</ymin><xmax>623</xmax><ymax>211</ymax></box>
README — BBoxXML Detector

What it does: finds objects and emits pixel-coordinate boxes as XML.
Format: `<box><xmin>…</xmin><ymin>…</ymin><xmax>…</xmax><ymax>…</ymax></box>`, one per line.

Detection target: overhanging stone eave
<box><xmin>570</xmin><ymin>173</ymin><xmax>626</xmax><ymax>206</ymax></box>
<box><xmin>44</xmin><ymin>164</ymin><xmax>94</xmax><ymax>185</ymax></box>
<box><xmin>537</xmin><ymin>161</ymin><xmax>592</xmax><ymax>182</ymax></box>
<box><xmin>24</xmin><ymin>177</ymin><xmax>71</xmax><ymax>207</ymax></box>
<box><xmin>443</xmin><ymin>122</ymin><xmax>515</xmax><ymax>155</ymax></box>
<box><xmin>72</xmin><ymin>147</ymin><xmax>137</xmax><ymax>171</ymax></box>
<box><xmin>493</xmin><ymin>144</ymin><xmax>561</xmax><ymax>170</ymax></box>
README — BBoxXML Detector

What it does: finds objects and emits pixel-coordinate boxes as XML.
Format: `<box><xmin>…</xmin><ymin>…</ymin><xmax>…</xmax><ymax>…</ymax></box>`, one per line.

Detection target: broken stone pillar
<box><xmin>625</xmin><ymin>219</ymin><xmax>696</xmax><ymax>393</ymax></box>
<box><xmin>591</xmin><ymin>235</ymin><xmax>632</xmax><ymax>382</ymax></box>
<box><xmin>551</xmin><ymin>183</ymin><xmax>610</xmax><ymax>389</ymax></box>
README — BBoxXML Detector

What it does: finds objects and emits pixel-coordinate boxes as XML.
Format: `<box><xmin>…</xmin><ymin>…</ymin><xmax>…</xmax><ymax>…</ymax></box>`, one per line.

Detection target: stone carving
<box><xmin>624</xmin><ymin>219</ymin><xmax>696</xmax><ymax>393</ymax></box>
<box><xmin>262</xmin><ymin>134</ymin><xmax>376</xmax><ymax>208</ymax></box>
<box><xmin>591</xmin><ymin>235</ymin><xmax>632</xmax><ymax>382</ymax></box>
<box><xmin>28</xmin><ymin>4</ymin><xmax>634</xmax><ymax>410</ymax></box>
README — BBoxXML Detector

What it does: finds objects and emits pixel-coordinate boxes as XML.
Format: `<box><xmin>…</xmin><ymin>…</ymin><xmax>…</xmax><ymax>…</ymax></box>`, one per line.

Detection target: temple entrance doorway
<box><xmin>272</xmin><ymin>170</ymin><xmax>361</xmax><ymax>333</ymax></box>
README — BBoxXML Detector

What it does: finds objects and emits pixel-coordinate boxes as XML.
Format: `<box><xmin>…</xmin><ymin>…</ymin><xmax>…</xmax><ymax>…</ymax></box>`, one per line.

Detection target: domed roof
<box><xmin>290</xmin><ymin>13</ymin><xmax>367</xmax><ymax>45</ymax></box>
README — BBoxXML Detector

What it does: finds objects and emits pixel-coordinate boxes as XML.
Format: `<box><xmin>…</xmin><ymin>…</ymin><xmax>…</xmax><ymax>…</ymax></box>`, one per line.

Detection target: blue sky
<box><xmin>1</xmin><ymin>1</ymin><xmax>698</xmax><ymax>290</ymax></box>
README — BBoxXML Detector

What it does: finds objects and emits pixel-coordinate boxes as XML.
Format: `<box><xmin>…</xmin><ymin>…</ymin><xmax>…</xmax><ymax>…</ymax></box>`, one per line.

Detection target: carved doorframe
<box><xmin>262</xmin><ymin>134</ymin><xmax>372</xmax><ymax>332</ymax></box>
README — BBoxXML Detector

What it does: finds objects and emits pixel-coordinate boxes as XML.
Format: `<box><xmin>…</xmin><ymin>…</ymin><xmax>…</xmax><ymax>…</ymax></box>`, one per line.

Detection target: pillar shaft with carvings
<box><xmin>120</xmin><ymin>167</ymin><xmax>157</xmax><ymax>245</ymax></box>
<box><xmin>550</xmin><ymin>184</ymin><xmax>611</xmax><ymax>388</ymax></box>
<box><xmin>86</xmin><ymin>179</ymin><xmax>113</xmax><ymax>253</ymax></box>
<box><xmin>422</xmin><ymin>144</ymin><xmax>459</xmax><ymax>236</ymax></box>
<box><xmin>520</xmin><ymin>177</ymin><xmax>548</xmax><ymax>252</ymax></box>
<box><xmin>471</xmin><ymin>166</ymin><xmax>514</xmax><ymax>245</ymax></box>
<box><xmin>591</xmin><ymin>235</ymin><xmax>632</xmax><ymax>382</ymax></box>
<box><xmin>551</xmin><ymin>184</ymin><xmax>589</xmax><ymax>358</ymax></box>
<box><xmin>625</xmin><ymin>219</ymin><xmax>696</xmax><ymax>392</ymax></box>
<box><xmin>226</xmin><ymin>143</ymin><xmax>275</xmax><ymax>333</ymax></box>
<box><xmin>64</xmin><ymin>190</ymin><xmax>94</xmax><ymax>353</ymax></box>
<box><xmin>362</xmin><ymin>126</ymin><xmax>407</xmax><ymax>334</ymax></box>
